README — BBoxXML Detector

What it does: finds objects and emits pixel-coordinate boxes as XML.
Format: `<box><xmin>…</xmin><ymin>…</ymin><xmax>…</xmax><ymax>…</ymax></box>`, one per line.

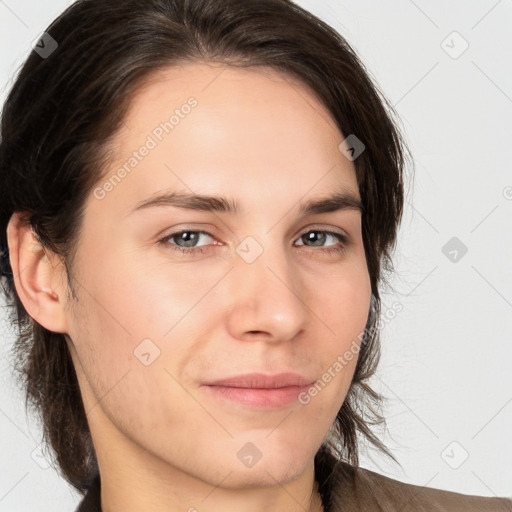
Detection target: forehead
<box><xmin>117</xmin><ymin>61</ymin><xmax>343</xmax><ymax>152</ymax></box>
<box><xmin>90</xmin><ymin>61</ymin><xmax>359</xmax><ymax>219</ymax></box>
<box><xmin>125</xmin><ymin>61</ymin><xmax>337</xmax><ymax>128</ymax></box>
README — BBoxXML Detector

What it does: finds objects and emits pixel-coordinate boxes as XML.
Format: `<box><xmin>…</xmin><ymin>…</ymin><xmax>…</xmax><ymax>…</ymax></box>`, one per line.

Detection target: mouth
<box><xmin>202</xmin><ymin>384</ymin><xmax>312</xmax><ymax>408</ymax></box>
<box><xmin>201</xmin><ymin>372</ymin><xmax>315</xmax><ymax>409</ymax></box>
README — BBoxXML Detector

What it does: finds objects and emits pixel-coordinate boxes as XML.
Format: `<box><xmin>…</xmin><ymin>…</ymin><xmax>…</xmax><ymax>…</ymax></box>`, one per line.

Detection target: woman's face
<box><xmin>62</xmin><ymin>62</ymin><xmax>371</xmax><ymax>488</ymax></box>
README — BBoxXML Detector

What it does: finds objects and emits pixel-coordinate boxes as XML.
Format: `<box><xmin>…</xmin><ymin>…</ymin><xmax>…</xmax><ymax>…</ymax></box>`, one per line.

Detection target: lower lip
<box><xmin>202</xmin><ymin>384</ymin><xmax>311</xmax><ymax>409</ymax></box>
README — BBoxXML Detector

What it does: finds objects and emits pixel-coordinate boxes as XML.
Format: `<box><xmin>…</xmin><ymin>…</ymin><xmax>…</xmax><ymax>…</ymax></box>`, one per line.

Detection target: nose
<box><xmin>224</xmin><ymin>241</ymin><xmax>308</xmax><ymax>343</ymax></box>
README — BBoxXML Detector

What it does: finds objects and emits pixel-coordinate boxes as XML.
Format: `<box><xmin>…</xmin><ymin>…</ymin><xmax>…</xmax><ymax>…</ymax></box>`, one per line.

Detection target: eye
<box><xmin>157</xmin><ymin>230</ymin><xmax>216</xmax><ymax>255</ymax></box>
<box><xmin>295</xmin><ymin>229</ymin><xmax>348</xmax><ymax>256</ymax></box>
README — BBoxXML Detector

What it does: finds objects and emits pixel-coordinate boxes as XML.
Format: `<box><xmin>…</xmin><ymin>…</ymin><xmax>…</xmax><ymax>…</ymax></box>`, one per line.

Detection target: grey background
<box><xmin>1</xmin><ymin>0</ymin><xmax>511</xmax><ymax>510</ymax></box>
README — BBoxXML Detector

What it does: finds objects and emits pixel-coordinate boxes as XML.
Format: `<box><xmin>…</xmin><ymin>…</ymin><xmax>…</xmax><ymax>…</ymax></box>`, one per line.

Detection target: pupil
<box><xmin>306</xmin><ymin>231</ymin><xmax>325</xmax><ymax>246</ymax></box>
<box><xmin>179</xmin><ymin>232</ymin><xmax>197</xmax><ymax>247</ymax></box>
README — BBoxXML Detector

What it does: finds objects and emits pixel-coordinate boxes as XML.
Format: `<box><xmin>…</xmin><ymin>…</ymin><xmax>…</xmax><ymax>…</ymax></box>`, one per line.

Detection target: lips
<box><xmin>201</xmin><ymin>372</ymin><xmax>316</xmax><ymax>409</ymax></box>
<box><xmin>202</xmin><ymin>372</ymin><xmax>315</xmax><ymax>389</ymax></box>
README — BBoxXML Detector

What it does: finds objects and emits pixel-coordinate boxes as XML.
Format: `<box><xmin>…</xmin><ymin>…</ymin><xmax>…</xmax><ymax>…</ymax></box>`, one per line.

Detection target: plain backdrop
<box><xmin>1</xmin><ymin>0</ymin><xmax>511</xmax><ymax>510</ymax></box>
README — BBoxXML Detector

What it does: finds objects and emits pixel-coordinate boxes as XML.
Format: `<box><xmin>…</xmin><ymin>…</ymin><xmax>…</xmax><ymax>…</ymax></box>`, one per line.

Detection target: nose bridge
<box><xmin>225</xmin><ymin>234</ymin><xmax>307</xmax><ymax>340</ymax></box>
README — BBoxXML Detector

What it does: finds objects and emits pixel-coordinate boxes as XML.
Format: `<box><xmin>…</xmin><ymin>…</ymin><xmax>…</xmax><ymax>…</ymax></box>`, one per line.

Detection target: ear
<box><xmin>6</xmin><ymin>211</ymin><xmax>70</xmax><ymax>333</ymax></box>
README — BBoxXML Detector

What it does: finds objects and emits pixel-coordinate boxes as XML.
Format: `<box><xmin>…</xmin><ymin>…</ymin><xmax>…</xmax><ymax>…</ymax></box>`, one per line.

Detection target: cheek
<box><xmin>66</xmin><ymin>253</ymin><xmax>219</xmax><ymax>414</ymax></box>
<box><xmin>68</xmin><ymin>281</ymin><xmax>195</xmax><ymax>437</ymax></box>
<box><xmin>316</xmin><ymin>261</ymin><xmax>372</xmax><ymax>339</ymax></box>
<box><xmin>75</xmin><ymin>250</ymin><xmax>204</xmax><ymax>343</ymax></box>
<box><xmin>298</xmin><ymin>263</ymin><xmax>371</xmax><ymax>410</ymax></box>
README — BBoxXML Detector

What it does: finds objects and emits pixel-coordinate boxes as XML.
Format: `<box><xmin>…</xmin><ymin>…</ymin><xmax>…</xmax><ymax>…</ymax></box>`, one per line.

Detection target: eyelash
<box><xmin>157</xmin><ymin>228</ymin><xmax>349</xmax><ymax>257</ymax></box>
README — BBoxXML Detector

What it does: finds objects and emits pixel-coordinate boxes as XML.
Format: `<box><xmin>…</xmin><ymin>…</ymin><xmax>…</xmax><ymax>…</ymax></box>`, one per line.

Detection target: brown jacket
<box><xmin>76</xmin><ymin>446</ymin><xmax>512</xmax><ymax>511</ymax></box>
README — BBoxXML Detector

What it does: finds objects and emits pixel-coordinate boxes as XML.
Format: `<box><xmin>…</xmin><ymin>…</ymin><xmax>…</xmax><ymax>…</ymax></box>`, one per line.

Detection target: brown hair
<box><xmin>0</xmin><ymin>0</ymin><xmax>411</xmax><ymax>493</ymax></box>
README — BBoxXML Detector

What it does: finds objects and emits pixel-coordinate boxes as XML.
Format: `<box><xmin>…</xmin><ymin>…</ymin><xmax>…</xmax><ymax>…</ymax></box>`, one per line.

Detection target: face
<box><xmin>58</xmin><ymin>63</ymin><xmax>372</xmax><ymax>488</ymax></box>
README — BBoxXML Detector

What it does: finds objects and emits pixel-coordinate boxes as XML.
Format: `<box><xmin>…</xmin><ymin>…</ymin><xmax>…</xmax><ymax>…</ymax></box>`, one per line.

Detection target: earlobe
<box><xmin>6</xmin><ymin>211</ymin><xmax>69</xmax><ymax>333</ymax></box>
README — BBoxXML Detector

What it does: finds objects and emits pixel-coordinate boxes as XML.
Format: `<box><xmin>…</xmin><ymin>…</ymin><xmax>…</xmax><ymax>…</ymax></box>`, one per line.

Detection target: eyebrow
<box><xmin>128</xmin><ymin>190</ymin><xmax>363</xmax><ymax>216</ymax></box>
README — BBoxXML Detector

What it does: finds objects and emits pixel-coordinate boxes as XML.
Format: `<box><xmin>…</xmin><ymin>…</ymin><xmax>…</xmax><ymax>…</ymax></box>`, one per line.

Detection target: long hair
<box><xmin>0</xmin><ymin>0</ymin><xmax>411</xmax><ymax>493</ymax></box>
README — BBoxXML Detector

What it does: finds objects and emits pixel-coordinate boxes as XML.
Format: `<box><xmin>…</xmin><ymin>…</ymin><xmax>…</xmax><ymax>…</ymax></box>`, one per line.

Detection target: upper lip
<box><xmin>203</xmin><ymin>372</ymin><xmax>315</xmax><ymax>389</ymax></box>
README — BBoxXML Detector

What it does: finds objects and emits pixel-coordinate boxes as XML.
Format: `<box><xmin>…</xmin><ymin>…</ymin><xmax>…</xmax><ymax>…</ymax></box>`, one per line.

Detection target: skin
<box><xmin>7</xmin><ymin>62</ymin><xmax>371</xmax><ymax>512</ymax></box>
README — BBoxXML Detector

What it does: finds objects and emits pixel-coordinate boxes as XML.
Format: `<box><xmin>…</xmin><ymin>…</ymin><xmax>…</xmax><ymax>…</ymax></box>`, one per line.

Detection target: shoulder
<box><xmin>349</xmin><ymin>463</ymin><xmax>511</xmax><ymax>511</ymax></box>
<box><xmin>319</xmin><ymin>453</ymin><xmax>512</xmax><ymax>512</ymax></box>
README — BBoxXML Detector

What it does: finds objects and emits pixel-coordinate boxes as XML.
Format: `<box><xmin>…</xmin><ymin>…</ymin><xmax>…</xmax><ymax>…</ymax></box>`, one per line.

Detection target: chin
<box><xmin>217</xmin><ymin>460</ymin><xmax>307</xmax><ymax>490</ymax></box>
<box><xmin>218</xmin><ymin>442</ymin><xmax>313</xmax><ymax>489</ymax></box>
